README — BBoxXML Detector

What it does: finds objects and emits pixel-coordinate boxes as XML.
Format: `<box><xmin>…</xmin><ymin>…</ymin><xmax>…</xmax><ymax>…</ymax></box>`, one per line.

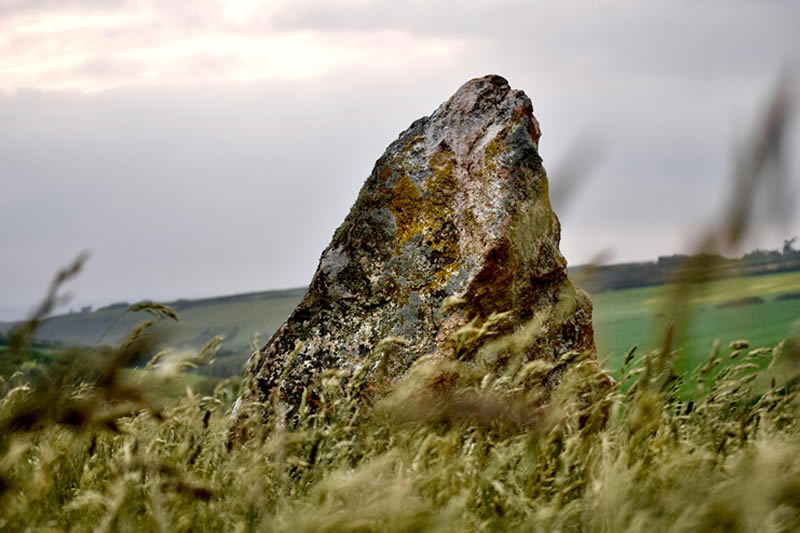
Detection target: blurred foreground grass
<box><xmin>2</xmin><ymin>289</ymin><xmax>800</xmax><ymax>531</ymax></box>
<box><xmin>1</xmin><ymin>68</ymin><xmax>796</xmax><ymax>532</ymax></box>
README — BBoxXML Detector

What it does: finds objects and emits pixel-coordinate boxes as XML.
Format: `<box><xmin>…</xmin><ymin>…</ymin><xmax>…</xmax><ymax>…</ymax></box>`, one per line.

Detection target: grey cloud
<box><xmin>265</xmin><ymin>0</ymin><xmax>799</xmax><ymax>81</ymax></box>
<box><xmin>0</xmin><ymin>0</ymin><xmax>128</xmax><ymax>17</ymax></box>
<box><xmin>265</xmin><ymin>0</ymin><xmax>524</xmax><ymax>36</ymax></box>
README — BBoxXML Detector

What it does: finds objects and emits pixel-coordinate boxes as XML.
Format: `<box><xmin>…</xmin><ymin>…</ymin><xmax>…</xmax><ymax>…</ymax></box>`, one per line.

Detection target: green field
<box><xmin>592</xmin><ymin>270</ymin><xmax>800</xmax><ymax>377</ymax></box>
<box><xmin>5</xmin><ymin>271</ymin><xmax>799</xmax><ymax>383</ymax></box>
<box><xmin>3</xmin><ymin>273</ymin><xmax>800</xmax><ymax>531</ymax></box>
<box><xmin>3</xmin><ymin>278</ymin><xmax>800</xmax><ymax>531</ymax></box>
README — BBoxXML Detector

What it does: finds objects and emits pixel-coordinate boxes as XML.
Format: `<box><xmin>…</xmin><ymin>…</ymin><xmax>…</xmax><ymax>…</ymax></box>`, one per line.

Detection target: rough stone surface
<box><xmin>232</xmin><ymin>75</ymin><xmax>598</xmax><ymax>429</ymax></box>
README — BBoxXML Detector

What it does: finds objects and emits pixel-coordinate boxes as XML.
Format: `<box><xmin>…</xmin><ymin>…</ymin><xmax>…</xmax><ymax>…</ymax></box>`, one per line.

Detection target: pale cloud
<box><xmin>1</xmin><ymin>0</ymin><xmax>796</xmax><ymax>93</ymax></box>
<box><xmin>0</xmin><ymin>1</ymin><xmax>466</xmax><ymax>92</ymax></box>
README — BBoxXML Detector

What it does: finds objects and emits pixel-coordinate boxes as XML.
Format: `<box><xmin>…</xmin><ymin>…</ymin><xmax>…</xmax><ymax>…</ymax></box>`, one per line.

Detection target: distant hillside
<box><xmin>570</xmin><ymin>246</ymin><xmax>800</xmax><ymax>293</ymax></box>
<box><xmin>5</xmin><ymin>243</ymin><xmax>798</xmax><ymax>380</ymax></box>
<box><xmin>3</xmin><ymin>288</ymin><xmax>306</xmax><ymax>378</ymax></box>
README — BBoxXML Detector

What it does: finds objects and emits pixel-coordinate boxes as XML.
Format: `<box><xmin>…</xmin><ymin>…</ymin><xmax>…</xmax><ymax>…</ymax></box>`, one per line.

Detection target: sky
<box><xmin>1</xmin><ymin>0</ymin><xmax>799</xmax><ymax>320</ymax></box>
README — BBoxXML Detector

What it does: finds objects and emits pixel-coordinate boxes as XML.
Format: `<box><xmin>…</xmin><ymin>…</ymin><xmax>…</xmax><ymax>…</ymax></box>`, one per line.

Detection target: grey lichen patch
<box><xmin>319</xmin><ymin>246</ymin><xmax>349</xmax><ymax>280</ymax></box>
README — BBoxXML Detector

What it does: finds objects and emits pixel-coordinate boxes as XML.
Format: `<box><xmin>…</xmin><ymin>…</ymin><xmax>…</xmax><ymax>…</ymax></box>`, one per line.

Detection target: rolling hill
<box><xmin>2</xmin><ymin>288</ymin><xmax>306</xmax><ymax>378</ymax></box>
<box><xmin>4</xmin><ymin>270</ymin><xmax>800</xmax><ymax>381</ymax></box>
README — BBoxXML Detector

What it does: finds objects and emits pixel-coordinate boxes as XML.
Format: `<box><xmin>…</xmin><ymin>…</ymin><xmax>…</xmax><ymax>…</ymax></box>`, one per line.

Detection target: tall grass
<box><xmin>1</xmin><ymin>269</ymin><xmax>799</xmax><ymax>531</ymax></box>
<box><xmin>1</xmin><ymin>74</ymin><xmax>796</xmax><ymax>532</ymax></box>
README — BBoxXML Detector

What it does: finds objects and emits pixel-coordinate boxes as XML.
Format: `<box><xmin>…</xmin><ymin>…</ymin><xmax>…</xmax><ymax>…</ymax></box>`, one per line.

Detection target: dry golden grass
<box><xmin>2</xmin><ymin>281</ymin><xmax>800</xmax><ymax>532</ymax></box>
<box><xmin>1</xmin><ymin>69</ymin><xmax>795</xmax><ymax>533</ymax></box>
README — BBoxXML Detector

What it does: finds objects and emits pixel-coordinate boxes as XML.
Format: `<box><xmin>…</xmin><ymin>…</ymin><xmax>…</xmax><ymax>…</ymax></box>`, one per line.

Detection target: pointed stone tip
<box><xmin>430</xmin><ymin>74</ymin><xmax>533</xmax><ymax>156</ymax></box>
<box><xmin>470</xmin><ymin>74</ymin><xmax>510</xmax><ymax>86</ymax></box>
<box><xmin>456</xmin><ymin>74</ymin><xmax>511</xmax><ymax>95</ymax></box>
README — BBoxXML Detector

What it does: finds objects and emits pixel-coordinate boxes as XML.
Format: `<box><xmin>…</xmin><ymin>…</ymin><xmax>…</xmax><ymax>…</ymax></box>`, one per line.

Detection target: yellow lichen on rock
<box><xmin>389</xmin><ymin>174</ymin><xmax>423</xmax><ymax>244</ymax></box>
<box><xmin>387</xmin><ymin>147</ymin><xmax>461</xmax><ymax>289</ymax></box>
<box><xmin>484</xmin><ymin>137</ymin><xmax>504</xmax><ymax>174</ymax></box>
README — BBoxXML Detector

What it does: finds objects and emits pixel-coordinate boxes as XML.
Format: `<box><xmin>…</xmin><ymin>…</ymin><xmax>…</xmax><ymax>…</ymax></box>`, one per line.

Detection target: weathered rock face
<box><xmin>232</xmin><ymin>75</ymin><xmax>597</xmax><ymax>429</ymax></box>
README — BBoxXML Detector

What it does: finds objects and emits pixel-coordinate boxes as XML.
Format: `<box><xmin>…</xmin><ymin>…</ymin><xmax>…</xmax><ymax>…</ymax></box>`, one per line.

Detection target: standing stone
<box><xmin>232</xmin><ymin>75</ymin><xmax>598</xmax><ymax>432</ymax></box>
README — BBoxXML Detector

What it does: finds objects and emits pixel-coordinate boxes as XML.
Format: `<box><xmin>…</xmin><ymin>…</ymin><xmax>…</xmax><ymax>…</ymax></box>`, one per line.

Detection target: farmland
<box><xmin>592</xmin><ymin>270</ymin><xmax>800</xmax><ymax>377</ymax></box>
<box><xmin>3</xmin><ymin>271</ymin><xmax>799</xmax><ymax>384</ymax></box>
<box><xmin>2</xmin><ymin>266</ymin><xmax>800</xmax><ymax>531</ymax></box>
<box><xmin>2</xmin><ymin>269</ymin><xmax>799</xmax><ymax>531</ymax></box>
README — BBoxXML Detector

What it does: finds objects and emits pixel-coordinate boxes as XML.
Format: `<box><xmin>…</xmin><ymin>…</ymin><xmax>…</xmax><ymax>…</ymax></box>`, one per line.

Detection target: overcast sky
<box><xmin>1</xmin><ymin>0</ymin><xmax>799</xmax><ymax>320</ymax></box>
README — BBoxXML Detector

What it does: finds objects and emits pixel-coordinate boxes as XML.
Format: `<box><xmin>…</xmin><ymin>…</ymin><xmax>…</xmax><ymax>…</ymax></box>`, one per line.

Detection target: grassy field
<box><xmin>3</xmin><ymin>74</ymin><xmax>796</xmax><ymax>530</ymax></box>
<box><xmin>592</xmin><ymin>270</ymin><xmax>800</xmax><ymax>379</ymax></box>
<box><xmin>1</xmin><ymin>296</ymin><xmax>798</xmax><ymax>531</ymax></box>
<box><xmin>4</xmin><ymin>271</ymin><xmax>799</xmax><ymax>384</ymax></box>
<box><xmin>2</xmin><ymin>271</ymin><xmax>799</xmax><ymax>530</ymax></box>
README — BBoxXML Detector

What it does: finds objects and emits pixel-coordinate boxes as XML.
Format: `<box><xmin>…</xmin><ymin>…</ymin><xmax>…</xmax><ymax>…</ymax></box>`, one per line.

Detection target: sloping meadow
<box><xmin>1</xmin><ymin>282</ymin><xmax>800</xmax><ymax>531</ymax></box>
<box><xmin>2</xmin><ymin>75</ymin><xmax>798</xmax><ymax>532</ymax></box>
